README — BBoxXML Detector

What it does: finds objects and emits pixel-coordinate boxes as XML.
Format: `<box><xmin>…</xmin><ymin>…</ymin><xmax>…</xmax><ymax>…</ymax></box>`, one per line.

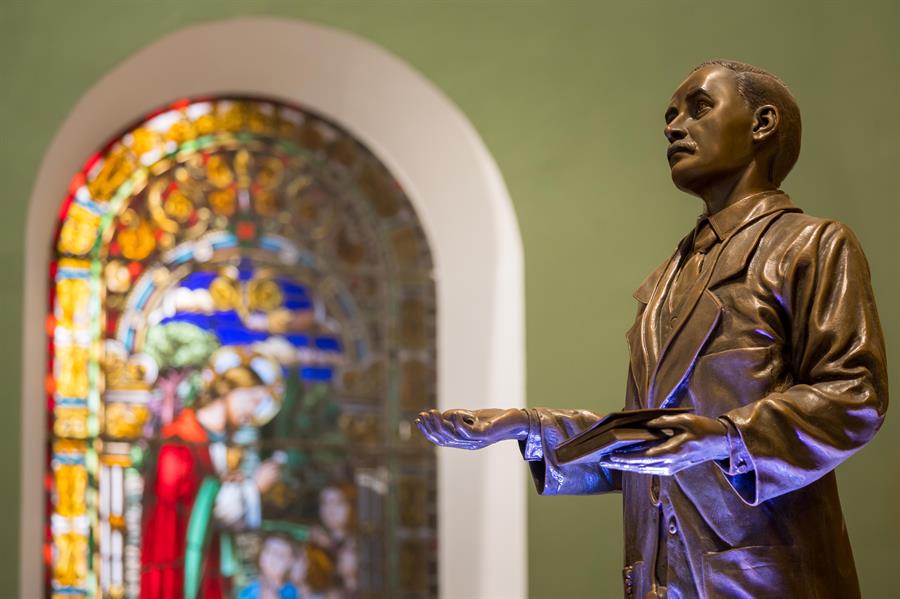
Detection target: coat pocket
<box><xmin>701</xmin><ymin>545</ymin><xmax>803</xmax><ymax>599</ymax></box>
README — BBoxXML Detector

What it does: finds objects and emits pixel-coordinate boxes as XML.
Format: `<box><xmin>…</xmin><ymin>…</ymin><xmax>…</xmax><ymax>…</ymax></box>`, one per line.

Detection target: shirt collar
<box><xmin>704</xmin><ymin>189</ymin><xmax>794</xmax><ymax>240</ymax></box>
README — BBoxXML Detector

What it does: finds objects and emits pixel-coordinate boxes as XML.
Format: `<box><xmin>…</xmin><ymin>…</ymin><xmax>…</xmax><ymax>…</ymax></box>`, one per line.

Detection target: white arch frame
<box><xmin>21</xmin><ymin>17</ymin><xmax>525</xmax><ymax>599</ymax></box>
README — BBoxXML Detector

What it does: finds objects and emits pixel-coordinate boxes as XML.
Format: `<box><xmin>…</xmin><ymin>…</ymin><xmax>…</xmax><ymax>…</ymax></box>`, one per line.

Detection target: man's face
<box><xmin>664</xmin><ymin>66</ymin><xmax>757</xmax><ymax>196</ymax></box>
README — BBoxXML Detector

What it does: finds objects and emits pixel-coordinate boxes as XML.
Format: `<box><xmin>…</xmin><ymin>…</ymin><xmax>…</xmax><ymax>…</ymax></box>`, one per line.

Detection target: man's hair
<box><xmin>691</xmin><ymin>59</ymin><xmax>802</xmax><ymax>186</ymax></box>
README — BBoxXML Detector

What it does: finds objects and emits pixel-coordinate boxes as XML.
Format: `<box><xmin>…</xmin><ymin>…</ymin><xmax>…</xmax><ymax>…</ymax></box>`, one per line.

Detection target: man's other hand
<box><xmin>415</xmin><ymin>408</ymin><xmax>529</xmax><ymax>450</ymax></box>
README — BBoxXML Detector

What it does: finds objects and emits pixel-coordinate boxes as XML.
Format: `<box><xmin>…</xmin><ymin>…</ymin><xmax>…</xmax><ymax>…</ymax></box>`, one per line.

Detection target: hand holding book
<box><xmin>567</xmin><ymin>409</ymin><xmax>733</xmax><ymax>476</ymax></box>
<box><xmin>553</xmin><ymin>408</ymin><xmax>691</xmax><ymax>465</ymax></box>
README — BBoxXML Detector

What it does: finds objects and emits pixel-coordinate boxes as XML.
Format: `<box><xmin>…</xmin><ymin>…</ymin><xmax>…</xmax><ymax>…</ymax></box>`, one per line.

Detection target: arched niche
<box><xmin>22</xmin><ymin>17</ymin><xmax>525</xmax><ymax>599</ymax></box>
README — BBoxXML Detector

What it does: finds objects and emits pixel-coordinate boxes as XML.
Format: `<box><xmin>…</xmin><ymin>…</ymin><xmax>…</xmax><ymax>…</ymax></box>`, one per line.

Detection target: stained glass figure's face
<box><xmin>258</xmin><ymin>536</ymin><xmax>295</xmax><ymax>585</ymax></box>
<box><xmin>319</xmin><ymin>486</ymin><xmax>352</xmax><ymax>532</ymax></box>
<box><xmin>224</xmin><ymin>385</ymin><xmax>270</xmax><ymax>428</ymax></box>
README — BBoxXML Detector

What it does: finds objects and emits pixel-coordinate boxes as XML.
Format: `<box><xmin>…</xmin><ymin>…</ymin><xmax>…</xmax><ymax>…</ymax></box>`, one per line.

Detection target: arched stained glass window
<box><xmin>46</xmin><ymin>97</ymin><xmax>437</xmax><ymax>599</ymax></box>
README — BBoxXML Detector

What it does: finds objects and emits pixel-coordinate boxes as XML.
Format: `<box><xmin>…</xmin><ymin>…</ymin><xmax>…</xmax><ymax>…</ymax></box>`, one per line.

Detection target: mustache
<box><xmin>667</xmin><ymin>141</ymin><xmax>697</xmax><ymax>160</ymax></box>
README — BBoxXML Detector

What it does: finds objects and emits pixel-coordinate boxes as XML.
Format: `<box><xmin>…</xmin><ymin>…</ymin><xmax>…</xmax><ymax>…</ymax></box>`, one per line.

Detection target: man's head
<box><xmin>664</xmin><ymin>60</ymin><xmax>801</xmax><ymax>196</ymax></box>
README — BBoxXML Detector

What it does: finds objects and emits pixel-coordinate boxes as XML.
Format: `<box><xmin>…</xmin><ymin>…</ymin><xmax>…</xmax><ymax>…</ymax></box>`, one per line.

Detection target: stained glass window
<box><xmin>46</xmin><ymin>97</ymin><xmax>437</xmax><ymax>599</ymax></box>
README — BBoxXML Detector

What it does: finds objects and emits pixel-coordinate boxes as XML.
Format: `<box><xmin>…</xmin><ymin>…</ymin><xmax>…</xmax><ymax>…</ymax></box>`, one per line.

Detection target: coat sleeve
<box><xmin>519</xmin><ymin>408</ymin><xmax>622</xmax><ymax>495</ymax></box>
<box><xmin>719</xmin><ymin>221</ymin><xmax>888</xmax><ymax>506</ymax></box>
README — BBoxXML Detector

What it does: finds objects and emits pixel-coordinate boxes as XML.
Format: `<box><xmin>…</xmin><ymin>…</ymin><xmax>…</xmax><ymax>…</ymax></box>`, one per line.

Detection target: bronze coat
<box><xmin>520</xmin><ymin>193</ymin><xmax>888</xmax><ymax>598</ymax></box>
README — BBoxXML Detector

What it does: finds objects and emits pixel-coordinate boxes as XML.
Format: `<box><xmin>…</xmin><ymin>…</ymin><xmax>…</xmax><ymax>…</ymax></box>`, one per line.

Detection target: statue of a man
<box><xmin>417</xmin><ymin>60</ymin><xmax>888</xmax><ymax>599</ymax></box>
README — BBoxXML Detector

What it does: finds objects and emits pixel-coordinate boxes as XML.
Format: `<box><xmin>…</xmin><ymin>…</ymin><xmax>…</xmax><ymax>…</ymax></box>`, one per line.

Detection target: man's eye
<box><xmin>693</xmin><ymin>101</ymin><xmax>712</xmax><ymax>117</ymax></box>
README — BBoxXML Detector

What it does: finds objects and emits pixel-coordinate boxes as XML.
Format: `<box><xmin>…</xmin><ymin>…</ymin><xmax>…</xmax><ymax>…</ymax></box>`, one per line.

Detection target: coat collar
<box><xmin>632</xmin><ymin>191</ymin><xmax>800</xmax><ymax>303</ymax></box>
<box><xmin>707</xmin><ymin>191</ymin><xmax>801</xmax><ymax>289</ymax></box>
<box><xmin>706</xmin><ymin>189</ymin><xmax>788</xmax><ymax>240</ymax></box>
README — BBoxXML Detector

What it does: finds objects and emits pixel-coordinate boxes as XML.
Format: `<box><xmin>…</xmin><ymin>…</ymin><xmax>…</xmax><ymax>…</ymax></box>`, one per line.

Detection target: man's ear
<box><xmin>752</xmin><ymin>105</ymin><xmax>779</xmax><ymax>143</ymax></box>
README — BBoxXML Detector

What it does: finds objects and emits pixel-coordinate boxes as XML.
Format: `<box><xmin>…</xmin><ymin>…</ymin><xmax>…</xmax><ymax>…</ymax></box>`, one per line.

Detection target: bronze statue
<box><xmin>417</xmin><ymin>60</ymin><xmax>888</xmax><ymax>598</ymax></box>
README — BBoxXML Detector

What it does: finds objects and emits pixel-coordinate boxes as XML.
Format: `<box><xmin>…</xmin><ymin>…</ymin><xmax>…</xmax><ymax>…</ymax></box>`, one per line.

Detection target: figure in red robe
<box><xmin>140</xmin><ymin>348</ymin><xmax>284</xmax><ymax>599</ymax></box>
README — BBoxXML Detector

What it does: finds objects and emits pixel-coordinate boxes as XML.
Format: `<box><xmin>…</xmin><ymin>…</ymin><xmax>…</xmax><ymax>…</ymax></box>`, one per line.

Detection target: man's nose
<box><xmin>664</xmin><ymin>119</ymin><xmax>687</xmax><ymax>143</ymax></box>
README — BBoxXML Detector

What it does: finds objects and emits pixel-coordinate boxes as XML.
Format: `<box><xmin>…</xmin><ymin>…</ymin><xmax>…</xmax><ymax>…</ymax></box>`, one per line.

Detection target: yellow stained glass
<box><xmin>54</xmin><ymin>464</ymin><xmax>88</xmax><ymax>517</ymax></box>
<box><xmin>57</xmin><ymin>205</ymin><xmax>101</xmax><ymax>256</ymax></box>
<box><xmin>55</xmin><ymin>344</ymin><xmax>90</xmax><ymax>398</ymax></box>
<box><xmin>87</xmin><ymin>145</ymin><xmax>135</xmax><ymax>202</ymax></box>
<box><xmin>53</xmin><ymin>407</ymin><xmax>89</xmax><ymax>439</ymax></box>
<box><xmin>52</xmin><ymin>530</ymin><xmax>88</xmax><ymax>587</ymax></box>
<box><xmin>55</xmin><ymin>278</ymin><xmax>90</xmax><ymax>329</ymax></box>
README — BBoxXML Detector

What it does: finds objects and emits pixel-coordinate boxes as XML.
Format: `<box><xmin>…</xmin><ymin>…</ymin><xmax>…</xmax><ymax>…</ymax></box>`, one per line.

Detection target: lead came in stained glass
<box><xmin>46</xmin><ymin>97</ymin><xmax>438</xmax><ymax>599</ymax></box>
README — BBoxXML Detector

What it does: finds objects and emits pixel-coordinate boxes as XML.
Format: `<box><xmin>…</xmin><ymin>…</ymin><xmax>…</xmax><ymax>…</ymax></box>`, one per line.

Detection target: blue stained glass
<box><xmin>283</xmin><ymin>298</ymin><xmax>312</xmax><ymax>310</ymax></box>
<box><xmin>278</xmin><ymin>280</ymin><xmax>307</xmax><ymax>295</ymax></box>
<box><xmin>160</xmin><ymin>312</ymin><xmax>209</xmax><ymax>328</ymax></box>
<box><xmin>218</xmin><ymin>327</ymin><xmax>269</xmax><ymax>346</ymax></box>
<box><xmin>55</xmin><ymin>397</ymin><xmax>89</xmax><ymax>407</ymax></box>
<box><xmin>315</xmin><ymin>337</ymin><xmax>341</xmax><ymax>351</ymax></box>
<box><xmin>134</xmin><ymin>282</ymin><xmax>155</xmax><ymax>309</ymax></box>
<box><xmin>212</xmin><ymin>310</ymin><xmax>243</xmax><ymax>325</ymax></box>
<box><xmin>285</xmin><ymin>334</ymin><xmax>310</xmax><ymax>347</ymax></box>
<box><xmin>210</xmin><ymin>235</ymin><xmax>237</xmax><ymax>250</ymax></box>
<box><xmin>49</xmin><ymin>586</ymin><xmax>88</xmax><ymax>596</ymax></box>
<box><xmin>180</xmin><ymin>271</ymin><xmax>217</xmax><ymax>289</ymax></box>
<box><xmin>300</xmin><ymin>366</ymin><xmax>333</xmax><ymax>382</ymax></box>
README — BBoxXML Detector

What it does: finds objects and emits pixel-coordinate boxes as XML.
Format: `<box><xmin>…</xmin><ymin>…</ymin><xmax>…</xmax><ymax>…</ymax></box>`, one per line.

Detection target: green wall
<box><xmin>1</xmin><ymin>1</ymin><xmax>897</xmax><ymax>596</ymax></box>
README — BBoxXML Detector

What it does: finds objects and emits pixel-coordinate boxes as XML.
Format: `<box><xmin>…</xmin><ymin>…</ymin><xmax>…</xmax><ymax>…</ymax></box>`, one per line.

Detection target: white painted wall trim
<box><xmin>21</xmin><ymin>16</ymin><xmax>525</xmax><ymax>599</ymax></box>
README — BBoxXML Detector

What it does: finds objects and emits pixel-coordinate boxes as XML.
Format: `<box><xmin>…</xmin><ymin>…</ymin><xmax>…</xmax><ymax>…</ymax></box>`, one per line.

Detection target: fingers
<box><xmin>415</xmin><ymin>410</ymin><xmax>445</xmax><ymax>445</ymax></box>
<box><xmin>599</xmin><ymin>456</ymin><xmax>697</xmax><ymax>476</ymax></box>
<box><xmin>599</xmin><ymin>459</ymin><xmax>673</xmax><ymax>476</ymax></box>
<box><xmin>415</xmin><ymin>410</ymin><xmax>483</xmax><ymax>449</ymax></box>
<box><xmin>604</xmin><ymin>432</ymin><xmax>688</xmax><ymax>465</ymax></box>
<box><xmin>599</xmin><ymin>443</ymin><xmax>706</xmax><ymax>475</ymax></box>
<box><xmin>642</xmin><ymin>435</ymin><xmax>685</xmax><ymax>458</ymax></box>
<box><xmin>445</xmin><ymin>408</ymin><xmax>476</xmax><ymax>424</ymax></box>
<box><xmin>646</xmin><ymin>414</ymin><xmax>694</xmax><ymax>429</ymax></box>
<box><xmin>607</xmin><ymin>451</ymin><xmax>674</xmax><ymax>466</ymax></box>
<box><xmin>448</xmin><ymin>411</ymin><xmax>479</xmax><ymax>440</ymax></box>
<box><xmin>606</xmin><ymin>433</ymin><xmax>684</xmax><ymax>463</ymax></box>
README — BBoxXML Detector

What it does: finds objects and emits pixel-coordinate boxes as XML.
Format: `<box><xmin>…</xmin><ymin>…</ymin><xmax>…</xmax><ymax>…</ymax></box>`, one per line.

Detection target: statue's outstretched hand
<box><xmin>415</xmin><ymin>408</ymin><xmax>528</xmax><ymax>450</ymax></box>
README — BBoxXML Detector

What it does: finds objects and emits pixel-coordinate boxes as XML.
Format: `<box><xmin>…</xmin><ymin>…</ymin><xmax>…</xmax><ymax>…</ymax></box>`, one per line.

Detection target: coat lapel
<box><xmin>628</xmin><ymin>250</ymin><xmax>682</xmax><ymax>407</ymax></box>
<box><xmin>648</xmin><ymin>245</ymin><xmax>725</xmax><ymax>408</ymax></box>
<box><xmin>646</xmin><ymin>196</ymin><xmax>801</xmax><ymax>408</ymax></box>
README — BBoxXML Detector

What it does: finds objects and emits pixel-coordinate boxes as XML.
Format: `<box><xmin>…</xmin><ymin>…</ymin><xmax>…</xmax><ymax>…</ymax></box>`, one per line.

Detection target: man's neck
<box><xmin>699</xmin><ymin>163</ymin><xmax>777</xmax><ymax>216</ymax></box>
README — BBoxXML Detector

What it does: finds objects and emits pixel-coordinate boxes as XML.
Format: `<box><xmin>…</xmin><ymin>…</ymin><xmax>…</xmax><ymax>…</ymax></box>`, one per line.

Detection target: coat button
<box><xmin>667</xmin><ymin>518</ymin><xmax>678</xmax><ymax>535</ymax></box>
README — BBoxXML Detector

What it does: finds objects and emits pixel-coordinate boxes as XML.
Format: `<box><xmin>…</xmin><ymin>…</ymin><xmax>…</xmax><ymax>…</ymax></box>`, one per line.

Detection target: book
<box><xmin>553</xmin><ymin>407</ymin><xmax>692</xmax><ymax>465</ymax></box>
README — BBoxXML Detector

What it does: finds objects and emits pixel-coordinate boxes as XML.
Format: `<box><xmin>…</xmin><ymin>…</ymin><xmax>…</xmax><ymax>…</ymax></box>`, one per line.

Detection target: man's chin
<box><xmin>669</xmin><ymin>168</ymin><xmax>703</xmax><ymax>196</ymax></box>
